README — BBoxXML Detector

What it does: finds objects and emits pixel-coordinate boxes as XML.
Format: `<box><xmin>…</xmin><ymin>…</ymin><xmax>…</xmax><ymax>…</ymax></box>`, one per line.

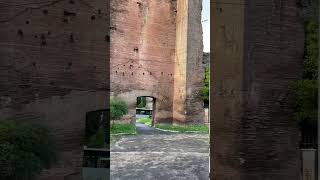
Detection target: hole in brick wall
<box><xmin>143</xmin><ymin>72</ymin><xmax>145</xmax><ymax>75</ymax></box>
<box><xmin>122</xmin><ymin>72</ymin><xmax>125</xmax><ymax>76</ymax></box>
<box><xmin>64</xmin><ymin>10</ymin><xmax>76</xmax><ymax>17</ymax></box>
<box><xmin>32</xmin><ymin>62</ymin><xmax>36</xmax><ymax>67</ymax></box>
<box><xmin>130</xmin><ymin>65</ymin><xmax>133</xmax><ymax>69</ymax></box>
<box><xmin>69</xmin><ymin>0</ymin><xmax>75</xmax><ymax>4</ymax></box>
<box><xmin>116</xmin><ymin>71</ymin><xmax>117</xmax><ymax>74</ymax></box>
<box><xmin>34</xmin><ymin>35</ymin><xmax>38</xmax><ymax>38</ymax></box>
<box><xmin>105</xmin><ymin>35</ymin><xmax>110</xmax><ymax>42</ymax></box>
<box><xmin>69</xmin><ymin>33</ymin><xmax>74</xmax><ymax>43</ymax></box>
<box><xmin>41</xmin><ymin>40</ymin><xmax>46</xmax><ymax>46</ymax></box>
<box><xmin>63</xmin><ymin>19</ymin><xmax>68</xmax><ymax>23</ymax></box>
<box><xmin>134</xmin><ymin>47</ymin><xmax>139</xmax><ymax>52</ymax></box>
<box><xmin>123</xmin><ymin>65</ymin><xmax>125</xmax><ymax>66</ymax></box>
<box><xmin>50</xmin><ymin>81</ymin><xmax>54</xmax><ymax>85</ymax></box>
<box><xmin>150</xmin><ymin>72</ymin><xmax>152</xmax><ymax>75</ymax></box>
<box><xmin>41</xmin><ymin>34</ymin><xmax>45</xmax><ymax>40</ymax></box>
<box><xmin>43</xmin><ymin>9</ymin><xmax>48</xmax><ymax>15</ymax></box>
<box><xmin>161</xmin><ymin>72</ymin><xmax>163</xmax><ymax>75</ymax></box>
<box><xmin>98</xmin><ymin>9</ymin><xmax>101</xmax><ymax>14</ymax></box>
<box><xmin>17</xmin><ymin>29</ymin><xmax>23</xmax><ymax>37</ymax></box>
<box><xmin>93</xmin><ymin>66</ymin><xmax>96</xmax><ymax>69</ymax></box>
<box><xmin>68</xmin><ymin>62</ymin><xmax>72</xmax><ymax>67</ymax></box>
<box><xmin>170</xmin><ymin>74</ymin><xmax>172</xmax><ymax>76</ymax></box>
<box><xmin>47</xmin><ymin>31</ymin><xmax>51</xmax><ymax>35</ymax></box>
<box><xmin>110</xmin><ymin>26</ymin><xmax>117</xmax><ymax>30</ymax></box>
<box><xmin>26</xmin><ymin>20</ymin><xmax>30</xmax><ymax>24</ymax></box>
<box><xmin>132</xmin><ymin>72</ymin><xmax>133</xmax><ymax>75</ymax></box>
<box><xmin>91</xmin><ymin>15</ymin><xmax>96</xmax><ymax>20</ymax></box>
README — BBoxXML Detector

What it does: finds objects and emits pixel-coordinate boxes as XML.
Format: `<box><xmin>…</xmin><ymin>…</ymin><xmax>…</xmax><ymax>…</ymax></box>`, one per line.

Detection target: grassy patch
<box><xmin>136</xmin><ymin>117</ymin><xmax>152</xmax><ymax>126</ymax></box>
<box><xmin>155</xmin><ymin>124</ymin><xmax>209</xmax><ymax>133</ymax></box>
<box><xmin>110</xmin><ymin>123</ymin><xmax>137</xmax><ymax>135</ymax></box>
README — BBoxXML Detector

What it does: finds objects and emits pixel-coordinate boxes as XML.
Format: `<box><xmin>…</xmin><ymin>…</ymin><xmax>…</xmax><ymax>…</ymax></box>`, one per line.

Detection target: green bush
<box><xmin>0</xmin><ymin>121</ymin><xmax>56</xmax><ymax>180</ymax></box>
<box><xmin>111</xmin><ymin>97</ymin><xmax>128</xmax><ymax>120</ymax></box>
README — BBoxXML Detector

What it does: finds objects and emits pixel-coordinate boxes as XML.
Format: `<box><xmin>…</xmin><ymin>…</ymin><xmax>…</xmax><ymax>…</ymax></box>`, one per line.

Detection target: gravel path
<box><xmin>110</xmin><ymin>123</ymin><xmax>210</xmax><ymax>180</ymax></box>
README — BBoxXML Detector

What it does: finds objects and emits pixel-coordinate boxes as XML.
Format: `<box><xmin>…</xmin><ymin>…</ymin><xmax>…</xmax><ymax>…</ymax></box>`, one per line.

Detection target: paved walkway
<box><xmin>110</xmin><ymin>123</ymin><xmax>209</xmax><ymax>180</ymax></box>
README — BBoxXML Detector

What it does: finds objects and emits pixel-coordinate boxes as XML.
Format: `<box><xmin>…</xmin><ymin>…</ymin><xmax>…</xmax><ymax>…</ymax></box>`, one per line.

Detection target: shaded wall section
<box><xmin>211</xmin><ymin>0</ymin><xmax>304</xmax><ymax>179</ymax></box>
<box><xmin>0</xmin><ymin>0</ymin><xmax>109</xmax><ymax>179</ymax></box>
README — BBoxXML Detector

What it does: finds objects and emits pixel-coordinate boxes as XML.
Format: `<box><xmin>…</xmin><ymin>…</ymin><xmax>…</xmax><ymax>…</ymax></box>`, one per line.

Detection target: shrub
<box><xmin>0</xmin><ymin>121</ymin><xmax>56</xmax><ymax>180</ymax></box>
<box><xmin>111</xmin><ymin>97</ymin><xmax>128</xmax><ymax>120</ymax></box>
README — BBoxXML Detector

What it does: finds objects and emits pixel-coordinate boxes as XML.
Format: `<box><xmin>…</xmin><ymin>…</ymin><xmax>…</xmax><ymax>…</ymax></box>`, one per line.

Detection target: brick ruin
<box><xmin>0</xmin><ymin>0</ymin><xmax>109</xmax><ymax>179</ymax></box>
<box><xmin>0</xmin><ymin>0</ymin><xmax>309</xmax><ymax>179</ymax></box>
<box><xmin>110</xmin><ymin>0</ymin><xmax>205</xmax><ymax>124</ymax></box>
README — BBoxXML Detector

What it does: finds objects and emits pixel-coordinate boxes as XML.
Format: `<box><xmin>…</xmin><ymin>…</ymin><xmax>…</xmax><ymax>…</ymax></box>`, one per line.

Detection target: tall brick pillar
<box><xmin>173</xmin><ymin>0</ymin><xmax>204</xmax><ymax>124</ymax></box>
<box><xmin>211</xmin><ymin>0</ymin><xmax>304</xmax><ymax>179</ymax></box>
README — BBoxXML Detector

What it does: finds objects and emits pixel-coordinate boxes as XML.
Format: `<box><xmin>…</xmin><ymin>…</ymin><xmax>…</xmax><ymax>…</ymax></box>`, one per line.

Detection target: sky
<box><xmin>202</xmin><ymin>0</ymin><xmax>210</xmax><ymax>52</ymax></box>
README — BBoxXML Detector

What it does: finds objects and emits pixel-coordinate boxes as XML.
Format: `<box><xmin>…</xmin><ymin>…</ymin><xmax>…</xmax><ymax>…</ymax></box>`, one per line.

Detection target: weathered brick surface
<box><xmin>111</xmin><ymin>0</ymin><xmax>204</xmax><ymax>124</ymax></box>
<box><xmin>111</xmin><ymin>0</ymin><xmax>176</xmax><ymax>123</ymax></box>
<box><xmin>0</xmin><ymin>0</ymin><xmax>109</xmax><ymax>179</ymax></box>
<box><xmin>211</xmin><ymin>0</ymin><xmax>304</xmax><ymax>179</ymax></box>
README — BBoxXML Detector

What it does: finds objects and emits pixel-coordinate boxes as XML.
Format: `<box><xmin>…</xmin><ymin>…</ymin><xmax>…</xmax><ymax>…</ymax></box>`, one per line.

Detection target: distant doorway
<box><xmin>136</xmin><ymin>96</ymin><xmax>156</xmax><ymax>126</ymax></box>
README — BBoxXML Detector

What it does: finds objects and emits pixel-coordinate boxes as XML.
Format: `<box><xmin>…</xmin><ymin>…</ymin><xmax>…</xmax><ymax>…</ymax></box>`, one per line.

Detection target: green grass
<box><xmin>110</xmin><ymin>123</ymin><xmax>137</xmax><ymax>135</ymax></box>
<box><xmin>155</xmin><ymin>124</ymin><xmax>209</xmax><ymax>133</ymax></box>
<box><xmin>136</xmin><ymin>117</ymin><xmax>152</xmax><ymax>126</ymax></box>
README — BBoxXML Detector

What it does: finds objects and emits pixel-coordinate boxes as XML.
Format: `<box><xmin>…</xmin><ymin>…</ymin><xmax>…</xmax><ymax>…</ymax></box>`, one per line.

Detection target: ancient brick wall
<box><xmin>211</xmin><ymin>0</ymin><xmax>304</xmax><ymax>179</ymax></box>
<box><xmin>111</xmin><ymin>0</ymin><xmax>204</xmax><ymax>124</ymax></box>
<box><xmin>0</xmin><ymin>0</ymin><xmax>109</xmax><ymax>179</ymax></box>
<box><xmin>111</xmin><ymin>0</ymin><xmax>177</xmax><ymax>123</ymax></box>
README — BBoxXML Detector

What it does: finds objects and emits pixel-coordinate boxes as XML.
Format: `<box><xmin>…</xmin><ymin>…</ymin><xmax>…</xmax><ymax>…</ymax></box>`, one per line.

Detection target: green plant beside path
<box><xmin>111</xmin><ymin>123</ymin><xmax>137</xmax><ymax>135</ymax></box>
<box><xmin>156</xmin><ymin>124</ymin><xmax>209</xmax><ymax>133</ymax></box>
<box><xmin>0</xmin><ymin>120</ymin><xmax>56</xmax><ymax>180</ymax></box>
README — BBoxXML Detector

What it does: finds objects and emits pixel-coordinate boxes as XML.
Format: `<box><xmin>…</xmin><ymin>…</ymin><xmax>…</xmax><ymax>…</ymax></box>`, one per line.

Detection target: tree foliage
<box><xmin>303</xmin><ymin>20</ymin><xmax>318</xmax><ymax>80</ymax></box>
<box><xmin>137</xmin><ymin>97</ymin><xmax>146</xmax><ymax>108</ymax></box>
<box><xmin>201</xmin><ymin>64</ymin><xmax>210</xmax><ymax>106</ymax></box>
<box><xmin>295</xmin><ymin>20</ymin><xmax>318</xmax><ymax>126</ymax></box>
<box><xmin>0</xmin><ymin>121</ymin><xmax>56</xmax><ymax>180</ymax></box>
<box><xmin>110</xmin><ymin>97</ymin><xmax>128</xmax><ymax>120</ymax></box>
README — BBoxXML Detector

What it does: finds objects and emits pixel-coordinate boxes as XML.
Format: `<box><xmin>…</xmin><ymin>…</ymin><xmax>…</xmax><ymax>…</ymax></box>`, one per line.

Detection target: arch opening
<box><xmin>135</xmin><ymin>96</ymin><xmax>156</xmax><ymax>127</ymax></box>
